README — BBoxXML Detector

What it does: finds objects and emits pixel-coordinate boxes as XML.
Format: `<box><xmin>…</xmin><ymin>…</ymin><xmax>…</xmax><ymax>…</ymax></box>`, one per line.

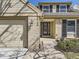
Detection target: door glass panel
<box><xmin>43</xmin><ymin>22</ymin><xmax>50</xmax><ymax>35</ymax></box>
<box><xmin>43</xmin><ymin>22</ymin><xmax>48</xmax><ymax>35</ymax></box>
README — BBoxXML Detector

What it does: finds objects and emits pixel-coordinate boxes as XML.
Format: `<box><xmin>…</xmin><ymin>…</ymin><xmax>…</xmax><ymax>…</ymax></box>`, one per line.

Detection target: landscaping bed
<box><xmin>56</xmin><ymin>39</ymin><xmax>79</xmax><ymax>59</ymax></box>
<box><xmin>64</xmin><ymin>52</ymin><xmax>79</xmax><ymax>59</ymax></box>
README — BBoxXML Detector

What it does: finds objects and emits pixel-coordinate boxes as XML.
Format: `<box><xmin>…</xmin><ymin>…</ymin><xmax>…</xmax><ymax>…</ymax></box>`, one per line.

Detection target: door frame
<box><xmin>41</xmin><ymin>22</ymin><xmax>51</xmax><ymax>37</ymax></box>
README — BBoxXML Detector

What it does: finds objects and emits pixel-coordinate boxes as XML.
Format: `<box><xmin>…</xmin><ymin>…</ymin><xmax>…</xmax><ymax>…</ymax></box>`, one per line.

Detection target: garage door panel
<box><xmin>0</xmin><ymin>20</ymin><xmax>27</xmax><ymax>48</ymax></box>
<box><xmin>0</xmin><ymin>20</ymin><xmax>25</xmax><ymax>25</ymax></box>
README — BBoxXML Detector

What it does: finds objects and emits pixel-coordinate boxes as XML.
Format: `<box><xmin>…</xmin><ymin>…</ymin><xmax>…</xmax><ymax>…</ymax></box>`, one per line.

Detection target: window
<box><xmin>67</xmin><ymin>21</ymin><xmax>75</xmax><ymax>32</ymax></box>
<box><xmin>59</xmin><ymin>5</ymin><xmax>67</xmax><ymax>12</ymax></box>
<box><xmin>42</xmin><ymin>6</ymin><xmax>50</xmax><ymax>12</ymax></box>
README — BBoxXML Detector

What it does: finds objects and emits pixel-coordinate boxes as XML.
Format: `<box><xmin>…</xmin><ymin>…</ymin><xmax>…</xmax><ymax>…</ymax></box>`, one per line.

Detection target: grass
<box><xmin>64</xmin><ymin>52</ymin><xmax>79</xmax><ymax>59</ymax></box>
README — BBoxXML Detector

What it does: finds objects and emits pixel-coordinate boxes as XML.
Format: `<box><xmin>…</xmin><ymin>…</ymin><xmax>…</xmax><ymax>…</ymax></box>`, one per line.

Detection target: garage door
<box><xmin>0</xmin><ymin>19</ymin><xmax>27</xmax><ymax>48</ymax></box>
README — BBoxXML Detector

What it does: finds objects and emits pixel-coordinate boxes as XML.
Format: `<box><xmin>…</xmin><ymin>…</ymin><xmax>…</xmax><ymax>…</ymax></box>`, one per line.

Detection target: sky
<box><xmin>28</xmin><ymin>0</ymin><xmax>79</xmax><ymax>5</ymax></box>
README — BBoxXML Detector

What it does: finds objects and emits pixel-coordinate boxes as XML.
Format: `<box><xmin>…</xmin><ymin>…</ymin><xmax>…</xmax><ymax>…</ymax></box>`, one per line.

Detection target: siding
<box><xmin>28</xmin><ymin>17</ymin><xmax>40</xmax><ymax>50</ymax></box>
<box><xmin>55</xmin><ymin>19</ymin><xmax>62</xmax><ymax>39</ymax></box>
<box><xmin>0</xmin><ymin>0</ymin><xmax>41</xmax><ymax>49</ymax></box>
<box><xmin>0</xmin><ymin>0</ymin><xmax>41</xmax><ymax>16</ymax></box>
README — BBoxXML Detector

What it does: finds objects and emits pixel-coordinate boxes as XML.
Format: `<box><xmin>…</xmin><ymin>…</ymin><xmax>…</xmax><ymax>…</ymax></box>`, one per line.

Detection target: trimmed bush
<box><xmin>57</xmin><ymin>39</ymin><xmax>79</xmax><ymax>52</ymax></box>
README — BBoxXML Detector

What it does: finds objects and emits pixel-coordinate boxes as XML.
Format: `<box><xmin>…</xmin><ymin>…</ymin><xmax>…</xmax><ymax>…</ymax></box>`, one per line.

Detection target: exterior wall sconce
<box><xmin>30</xmin><ymin>19</ymin><xmax>33</xmax><ymax>26</ymax></box>
<box><xmin>28</xmin><ymin>19</ymin><xmax>33</xmax><ymax>31</ymax></box>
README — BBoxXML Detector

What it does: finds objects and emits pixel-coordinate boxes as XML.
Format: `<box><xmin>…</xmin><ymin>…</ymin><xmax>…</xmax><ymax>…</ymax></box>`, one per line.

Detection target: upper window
<box><xmin>42</xmin><ymin>6</ymin><xmax>50</xmax><ymax>12</ymax></box>
<box><xmin>59</xmin><ymin>5</ymin><xmax>67</xmax><ymax>12</ymax></box>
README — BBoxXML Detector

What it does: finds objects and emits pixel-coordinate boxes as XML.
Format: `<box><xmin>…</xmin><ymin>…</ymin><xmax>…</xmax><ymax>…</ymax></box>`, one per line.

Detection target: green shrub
<box><xmin>57</xmin><ymin>39</ymin><xmax>79</xmax><ymax>52</ymax></box>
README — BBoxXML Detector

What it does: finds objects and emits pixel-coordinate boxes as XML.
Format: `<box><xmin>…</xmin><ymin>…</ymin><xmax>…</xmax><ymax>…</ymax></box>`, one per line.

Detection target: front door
<box><xmin>41</xmin><ymin>22</ymin><xmax>50</xmax><ymax>37</ymax></box>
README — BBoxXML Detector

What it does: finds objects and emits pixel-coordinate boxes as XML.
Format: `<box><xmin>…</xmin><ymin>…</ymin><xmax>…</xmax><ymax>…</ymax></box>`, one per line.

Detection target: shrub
<box><xmin>57</xmin><ymin>39</ymin><xmax>79</xmax><ymax>52</ymax></box>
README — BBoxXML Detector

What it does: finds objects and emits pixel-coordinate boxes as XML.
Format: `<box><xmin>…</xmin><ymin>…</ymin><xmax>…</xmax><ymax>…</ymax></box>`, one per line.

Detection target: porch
<box><xmin>40</xmin><ymin>18</ymin><xmax>56</xmax><ymax>38</ymax></box>
<box><xmin>40</xmin><ymin>19</ymin><xmax>79</xmax><ymax>39</ymax></box>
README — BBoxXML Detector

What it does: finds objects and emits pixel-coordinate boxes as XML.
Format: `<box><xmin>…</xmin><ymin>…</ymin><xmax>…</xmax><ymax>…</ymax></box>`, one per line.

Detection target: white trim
<box><xmin>27</xmin><ymin>3</ymin><xmax>42</xmax><ymax>16</ymax></box>
<box><xmin>61</xmin><ymin>20</ymin><xmax>62</xmax><ymax>38</ymax></box>
<box><xmin>75</xmin><ymin>19</ymin><xmax>77</xmax><ymax>37</ymax></box>
<box><xmin>66</xmin><ymin>20</ymin><xmax>67</xmax><ymax>38</ymax></box>
<box><xmin>53</xmin><ymin>5</ymin><xmax>56</xmax><ymax>13</ymax></box>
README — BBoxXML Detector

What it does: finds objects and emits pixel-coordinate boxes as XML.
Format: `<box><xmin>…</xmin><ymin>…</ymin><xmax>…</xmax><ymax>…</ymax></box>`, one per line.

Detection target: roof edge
<box><xmin>38</xmin><ymin>2</ymin><xmax>72</xmax><ymax>5</ymax></box>
<box><xmin>20</xmin><ymin>0</ymin><xmax>42</xmax><ymax>16</ymax></box>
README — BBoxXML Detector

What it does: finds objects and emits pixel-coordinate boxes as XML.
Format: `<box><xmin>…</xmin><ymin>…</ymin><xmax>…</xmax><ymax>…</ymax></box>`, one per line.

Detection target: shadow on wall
<box><xmin>0</xmin><ymin>25</ymin><xmax>24</xmax><ymax>48</ymax></box>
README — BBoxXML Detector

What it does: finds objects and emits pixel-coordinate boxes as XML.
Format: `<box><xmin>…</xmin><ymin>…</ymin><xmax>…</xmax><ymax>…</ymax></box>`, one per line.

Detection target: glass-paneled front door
<box><xmin>41</xmin><ymin>22</ymin><xmax>50</xmax><ymax>37</ymax></box>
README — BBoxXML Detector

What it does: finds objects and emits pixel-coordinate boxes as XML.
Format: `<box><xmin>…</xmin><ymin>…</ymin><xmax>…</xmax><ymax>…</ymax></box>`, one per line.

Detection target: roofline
<box><xmin>38</xmin><ymin>2</ymin><xmax>72</xmax><ymax>5</ymax></box>
<box><xmin>19</xmin><ymin>0</ymin><xmax>42</xmax><ymax>16</ymax></box>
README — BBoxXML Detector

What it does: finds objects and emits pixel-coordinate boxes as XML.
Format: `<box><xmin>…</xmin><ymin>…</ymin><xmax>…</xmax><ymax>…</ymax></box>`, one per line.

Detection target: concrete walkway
<box><xmin>40</xmin><ymin>38</ymin><xmax>66</xmax><ymax>59</ymax></box>
<box><xmin>23</xmin><ymin>38</ymin><xmax>66</xmax><ymax>59</ymax></box>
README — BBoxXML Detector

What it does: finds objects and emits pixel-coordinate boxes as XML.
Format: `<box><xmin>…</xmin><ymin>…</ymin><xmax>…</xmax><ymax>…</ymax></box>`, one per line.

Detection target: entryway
<box><xmin>40</xmin><ymin>22</ymin><xmax>50</xmax><ymax>37</ymax></box>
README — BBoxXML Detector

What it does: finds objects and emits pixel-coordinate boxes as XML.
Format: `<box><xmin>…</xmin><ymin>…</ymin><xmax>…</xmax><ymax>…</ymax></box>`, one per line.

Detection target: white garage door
<box><xmin>0</xmin><ymin>19</ymin><xmax>27</xmax><ymax>48</ymax></box>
